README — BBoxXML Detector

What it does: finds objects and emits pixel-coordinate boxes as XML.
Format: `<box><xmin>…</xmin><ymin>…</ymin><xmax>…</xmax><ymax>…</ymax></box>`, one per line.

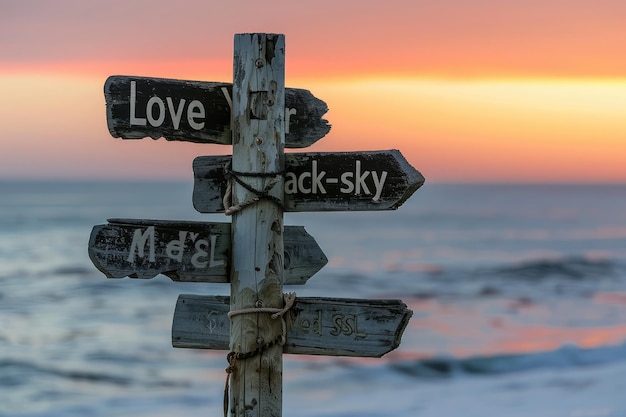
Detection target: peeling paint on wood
<box><xmin>228</xmin><ymin>33</ymin><xmax>286</xmax><ymax>417</ymax></box>
<box><xmin>87</xmin><ymin>219</ymin><xmax>327</xmax><ymax>284</ymax></box>
<box><xmin>172</xmin><ymin>294</ymin><xmax>413</xmax><ymax>358</ymax></box>
<box><xmin>193</xmin><ymin>150</ymin><xmax>425</xmax><ymax>213</ymax></box>
<box><xmin>104</xmin><ymin>75</ymin><xmax>330</xmax><ymax>148</ymax></box>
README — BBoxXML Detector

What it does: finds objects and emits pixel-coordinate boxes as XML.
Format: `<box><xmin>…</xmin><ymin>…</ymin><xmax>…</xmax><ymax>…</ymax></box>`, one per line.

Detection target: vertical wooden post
<box><xmin>229</xmin><ymin>33</ymin><xmax>285</xmax><ymax>417</ymax></box>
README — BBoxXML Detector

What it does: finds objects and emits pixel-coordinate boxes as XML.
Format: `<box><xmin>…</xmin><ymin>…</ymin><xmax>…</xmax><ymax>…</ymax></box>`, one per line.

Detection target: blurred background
<box><xmin>1</xmin><ymin>1</ymin><xmax>626</xmax><ymax>416</ymax></box>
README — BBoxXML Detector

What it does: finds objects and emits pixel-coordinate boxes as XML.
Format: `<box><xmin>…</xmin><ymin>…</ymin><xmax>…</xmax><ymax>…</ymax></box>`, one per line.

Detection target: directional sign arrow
<box><xmin>104</xmin><ymin>75</ymin><xmax>330</xmax><ymax>148</ymax></box>
<box><xmin>193</xmin><ymin>149</ymin><xmax>425</xmax><ymax>213</ymax></box>
<box><xmin>88</xmin><ymin>219</ymin><xmax>327</xmax><ymax>285</ymax></box>
<box><xmin>172</xmin><ymin>294</ymin><xmax>412</xmax><ymax>358</ymax></box>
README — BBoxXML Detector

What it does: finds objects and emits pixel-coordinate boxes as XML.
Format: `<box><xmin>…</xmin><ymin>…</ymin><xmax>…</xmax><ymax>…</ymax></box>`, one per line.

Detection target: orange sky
<box><xmin>1</xmin><ymin>0</ymin><xmax>625</xmax><ymax>182</ymax></box>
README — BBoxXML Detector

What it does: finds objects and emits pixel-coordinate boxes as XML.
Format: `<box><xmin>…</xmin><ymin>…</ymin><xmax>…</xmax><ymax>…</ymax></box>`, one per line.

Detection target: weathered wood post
<box><xmin>227</xmin><ymin>33</ymin><xmax>286</xmax><ymax>417</ymax></box>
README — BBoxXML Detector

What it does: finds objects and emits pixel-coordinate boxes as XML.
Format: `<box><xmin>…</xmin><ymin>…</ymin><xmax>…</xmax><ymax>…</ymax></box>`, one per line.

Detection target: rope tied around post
<box><xmin>223</xmin><ymin>292</ymin><xmax>296</xmax><ymax>417</ymax></box>
<box><xmin>222</xmin><ymin>167</ymin><xmax>285</xmax><ymax>216</ymax></box>
<box><xmin>227</xmin><ymin>292</ymin><xmax>296</xmax><ymax>320</ymax></box>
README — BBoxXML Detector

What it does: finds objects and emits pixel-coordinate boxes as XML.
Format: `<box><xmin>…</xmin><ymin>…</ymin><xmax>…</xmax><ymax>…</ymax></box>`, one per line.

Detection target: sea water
<box><xmin>1</xmin><ymin>181</ymin><xmax>626</xmax><ymax>417</ymax></box>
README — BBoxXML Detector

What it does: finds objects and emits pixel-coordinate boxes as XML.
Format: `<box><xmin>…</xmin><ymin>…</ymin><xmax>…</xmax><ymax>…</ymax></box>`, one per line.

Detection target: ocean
<box><xmin>1</xmin><ymin>181</ymin><xmax>626</xmax><ymax>417</ymax></box>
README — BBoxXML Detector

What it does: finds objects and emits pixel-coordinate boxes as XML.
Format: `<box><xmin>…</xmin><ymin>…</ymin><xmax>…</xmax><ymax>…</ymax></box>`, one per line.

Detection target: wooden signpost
<box><xmin>90</xmin><ymin>33</ymin><xmax>425</xmax><ymax>417</ymax></box>
<box><xmin>88</xmin><ymin>219</ymin><xmax>327</xmax><ymax>284</ymax></box>
<box><xmin>105</xmin><ymin>75</ymin><xmax>330</xmax><ymax>147</ymax></box>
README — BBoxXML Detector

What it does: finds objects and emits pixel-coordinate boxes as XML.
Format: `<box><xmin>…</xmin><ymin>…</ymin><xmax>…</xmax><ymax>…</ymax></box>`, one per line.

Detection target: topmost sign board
<box><xmin>105</xmin><ymin>76</ymin><xmax>331</xmax><ymax>148</ymax></box>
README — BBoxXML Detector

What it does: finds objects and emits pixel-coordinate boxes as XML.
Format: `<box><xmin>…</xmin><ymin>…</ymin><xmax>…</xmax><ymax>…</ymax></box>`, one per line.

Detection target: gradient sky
<box><xmin>1</xmin><ymin>0</ymin><xmax>625</xmax><ymax>182</ymax></box>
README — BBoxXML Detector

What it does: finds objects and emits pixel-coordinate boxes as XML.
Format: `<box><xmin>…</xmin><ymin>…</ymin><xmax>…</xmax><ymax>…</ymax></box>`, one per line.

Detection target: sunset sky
<box><xmin>1</xmin><ymin>0</ymin><xmax>625</xmax><ymax>182</ymax></box>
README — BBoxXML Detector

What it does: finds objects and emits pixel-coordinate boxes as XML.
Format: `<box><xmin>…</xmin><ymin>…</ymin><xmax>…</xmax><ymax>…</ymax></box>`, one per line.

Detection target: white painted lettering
<box><xmin>298</xmin><ymin>171</ymin><xmax>312</xmax><ymax>194</ymax></box>
<box><xmin>284</xmin><ymin>172</ymin><xmax>298</xmax><ymax>194</ymax></box>
<box><xmin>311</xmin><ymin>160</ymin><xmax>326</xmax><ymax>194</ymax></box>
<box><xmin>354</xmin><ymin>160</ymin><xmax>371</xmax><ymax>195</ymax></box>
<box><xmin>371</xmin><ymin>171</ymin><xmax>388</xmax><ymax>202</ymax></box>
<box><xmin>206</xmin><ymin>317</ymin><xmax>217</xmax><ymax>333</ymax></box>
<box><xmin>127</xmin><ymin>227</ymin><xmax>155</xmax><ymax>263</ymax></box>
<box><xmin>340</xmin><ymin>172</ymin><xmax>354</xmax><ymax>194</ymax></box>
<box><xmin>284</xmin><ymin>160</ymin><xmax>387</xmax><ymax>200</ymax></box>
<box><xmin>147</xmin><ymin>96</ymin><xmax>165</xmax><ymax>127</ymax></box>
<box><xmin>130</xmin><ymin>81</ymin><xmax>147</xmax><ymax>126</ymax></box>
<box><xmin>285</xmin><ymin>108</ymin><xmax>296</xmax><ymax>134</ymax></box>
<box><xmin>165</xmin><ymin>231</ymin><xmax>187</xmax><ymax>262</ymax></box>
<box><xmin>187</xmin><ymin>100</ymin><xmax>205</xmax><ymax>130</ymax></box>
<box><xmin>209</xmin><ymin>235</ymin><xmax>224</xmax><ymax>267</ymax></box>
<box><xmin>190</xmin><ymin>236</ymin><xmax>224</xmax><ymax>268</ymax></box>
<box><xmin>191</xmin><ymin>239</ymin><xmax>209</xmax><ymax>268</ymax></box>
<box><xmin>166</xmin><ymin>97</ymin><xmax>186</xmax><ymax>130</ymax></box>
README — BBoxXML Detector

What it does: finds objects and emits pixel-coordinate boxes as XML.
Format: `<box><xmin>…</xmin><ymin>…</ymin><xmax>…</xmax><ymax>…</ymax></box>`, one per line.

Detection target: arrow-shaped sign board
<box><xmin>88</xmin><ymin>219</ymin><xmax>327</xmax><ymax>285</ymax></box>
<box><xmin>193</xmin><ymin>149</ymin><xmax>424</xmax><ymax>213</ymax></box>
<box><xmin>172</xmin><ymin>294</ymin><xmax>412</xmax><ymax>358</ymax></box>
<box><xmin>104</xmin><ymin>75</ymin><xmax>330</xmax><ymax>148</ymax></box>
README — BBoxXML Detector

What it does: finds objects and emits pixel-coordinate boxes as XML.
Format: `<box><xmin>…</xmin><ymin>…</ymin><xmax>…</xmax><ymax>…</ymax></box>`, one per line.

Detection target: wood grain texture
<box><xmin>172</xmin><ymin>294</ymin><xmax>413</xmax><ymax>358</ymax></box>
<box><xmin>193</xmin><ymin>150</ymin><xmax>425</xmax><ymax>213</ymax></box>
<box><xmin>104</xmin><ymin>75</ymin><xmax>330</xmax><ymax>148</ymax></box>
<box><xmin>87</xmin><ymin>219</ymin><xmax>327</xmax><ymax>284</ymax></box>
<box><xmin>228</xmin><ymin>33</ymin><xmax>285</xmax><ymax>417</ymax></box>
